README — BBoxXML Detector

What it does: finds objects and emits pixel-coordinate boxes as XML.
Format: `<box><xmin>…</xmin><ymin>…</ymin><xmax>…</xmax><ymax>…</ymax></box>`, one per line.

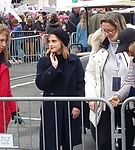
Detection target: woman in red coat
<box><xmin>0</xmin><ymin>26</ymin><xmax>21</xmax><ymax>133</ymax></box>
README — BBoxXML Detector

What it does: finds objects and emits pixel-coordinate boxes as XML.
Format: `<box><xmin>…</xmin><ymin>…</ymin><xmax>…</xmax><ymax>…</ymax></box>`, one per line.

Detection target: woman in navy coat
<box><xmin>35</xmin><ymin>28</ymin><xmax>85</xmax><ymax>150</ymax></box>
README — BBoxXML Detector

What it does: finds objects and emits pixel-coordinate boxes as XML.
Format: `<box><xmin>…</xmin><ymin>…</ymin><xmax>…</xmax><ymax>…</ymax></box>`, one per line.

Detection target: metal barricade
<box><xmin>9</xmin><ymin>34</ymin><xmax>41</xmax><ymax>80</ymax></box>
<box><xmin>10</xmin><ymin>31</ymin><xmax>41</xmax><ymax>38</ymax></box>
<box><xmin>68</xmin><ymin>32</ymin><xmax>78</xmax><ymax>54</ymax></box>
<box><xmin>10</xmin><ymin>30</ymin><xmax>43</xmax><ymax>58</ymax></box>
<box><xmin>0</xmin><ymin>97</ymin><xmax>116</xmax><ymax>150</ymax></box>
<box><xmin>121</xmin><ymin>97</ymin><xmax>135</xmax><ymax>150</ymax></box>
<box><xmin>69</xmin><ymin>32</ymin><xmax>76</xmax><ymax>45</ymax></box>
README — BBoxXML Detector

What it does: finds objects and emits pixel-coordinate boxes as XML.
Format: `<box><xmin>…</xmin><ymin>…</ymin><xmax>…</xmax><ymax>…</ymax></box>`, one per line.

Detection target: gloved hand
<box><xmin>11</xmin><ymin>112</ymin><xmax>25</xmax><ymax>124</ymax></box>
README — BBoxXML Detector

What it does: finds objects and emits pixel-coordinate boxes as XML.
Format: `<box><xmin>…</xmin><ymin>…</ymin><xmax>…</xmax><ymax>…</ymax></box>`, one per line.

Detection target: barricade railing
<box><xmin>0</xmin><ymin>97</ymin><xmax>116</xmax><ymax>150</ymax></box>
<box><xmin>10</xmin><ymin>31</ymin><xmax>42</xmax><ymax>37</ymax></box>
<box><xmin>121</xmin><ymin>97</ymin><xmax>135</xmax><ymax>150</ymax></box>
<box><xmin>9</xmin><ymin>34</ymin><xmax>41</xmax><ymax>80</ymax></box>
<box><xmin>10</xmin><ymin>30</ymin><xmax>44</xmax><ymax>57</ymax></box>
<box><xmin>69</xmin><ymin>32</ymin><xmax>76</xmax><ymax>45</ymax></box>
<box><xmin>68</xmin><ymin>32</ymin><xmax>82</xmax><ymax>54</ymax></box>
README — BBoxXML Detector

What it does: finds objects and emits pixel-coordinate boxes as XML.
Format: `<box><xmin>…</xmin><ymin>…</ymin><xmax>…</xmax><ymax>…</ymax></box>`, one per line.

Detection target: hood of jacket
<box><xmin>88</xmin><ymin>28</ymin><xmax>107</xmax><ymax>52</ymax></box>
<box><xmin>49</xmin><ymin>22</ymin><xmax>61</xmax><ymax>28</ymax></box>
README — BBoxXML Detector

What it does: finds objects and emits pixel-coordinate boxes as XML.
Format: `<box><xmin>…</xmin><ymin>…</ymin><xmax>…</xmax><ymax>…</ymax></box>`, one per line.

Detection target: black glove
<box><xmin>11</xmin><ymin>112</ymin><xmax>24</xmax><ymax>124</ymax></box>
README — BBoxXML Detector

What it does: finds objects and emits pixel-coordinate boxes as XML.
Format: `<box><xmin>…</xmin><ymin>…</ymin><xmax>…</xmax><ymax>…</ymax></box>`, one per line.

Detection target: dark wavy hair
<box><xmin>50</xmin><ymin>13</ymin><xmax>58</xmax><ymax>24</ymax></box>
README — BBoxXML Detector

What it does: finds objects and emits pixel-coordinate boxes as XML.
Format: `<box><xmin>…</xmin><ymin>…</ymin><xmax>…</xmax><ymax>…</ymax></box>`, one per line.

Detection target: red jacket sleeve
<box><xmin>0</xmin><ymin>68</ymin><xmax>19</xmax><ymax>113</ymax></box>
<box><xmin>0</xmin><ymin>67</ymin><xmax>13</xmax><ymax>97</ymax></box>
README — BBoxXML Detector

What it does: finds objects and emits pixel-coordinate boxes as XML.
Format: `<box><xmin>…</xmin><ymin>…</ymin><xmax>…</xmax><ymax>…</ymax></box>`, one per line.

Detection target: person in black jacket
<box><xmin>35</xmin><ymin>28</ymin><xmax>85</xmax><ymax>150</ymax></box>
<box><xmin>35</xmin><ymin>14</ymin><xmax>46</xmax><ymax>35</ymax></box>
<box><xmin>66</xmin><ymin>7</ymin><xmax>80</xmax><ymax>35</ymax></box>
<box><xmin>35</xmin><ymin>14</ymin><xmax>46</xmax><ymax>58</ymax></box>
<box><xmin>24</xmin><ymin>19</ymin><xmax>37</xmax><ymax>62</ymax></box>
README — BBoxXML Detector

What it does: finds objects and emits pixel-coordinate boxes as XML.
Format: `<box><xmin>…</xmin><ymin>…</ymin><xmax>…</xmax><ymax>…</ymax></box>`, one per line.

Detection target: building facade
<box><xmin>23</xmin><ymin>0</ymin><xmax>56</xmax><ymax>9</ymax></box>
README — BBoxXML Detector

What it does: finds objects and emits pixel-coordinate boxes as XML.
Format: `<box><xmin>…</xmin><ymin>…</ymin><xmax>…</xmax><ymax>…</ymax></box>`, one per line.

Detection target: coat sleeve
<box><xmin>115</xmin><ymin>58</ymin><xmax>135</xmax><ymax>102</ymax></box>
<box><xmin>0</xmin><ymin>68</ymin><xmax>12</xmax><ymax>97</ymax></box>
<box><xmin>72</xmin><ymin>56</ymin><xmax>85</xmax><ymax>109</ymax></box>
<box><xmin>0</xmin><ymin>68</ymin><xmax>18</xmax><ymax>113</ymax></box>
<box><xmin>35</xmin><ymin>57</ymin><xmax>62</xmax><ymax>91</ymax></box>
<box><xmin>75</xmin><ymin>57</ymin><xmax>85</xmax><ymax>97</ymax></box>
<box><xmin>66</xmin><ymin>15</ymin><xmax>77</xmax><ymax>34</ymax></box>
<box><xmin>85</xmin><ymin>54</ymin><xmax>99</xmax><ymax>97</ymax></box>
<box><xmin>36</xmin><ymin>21</ymin><xmax>45</xmax><ymax>31</ymax></box>
<box><xmin>46</xmin><ymin>23</ymin><xmax>50</xmax><ymax>34</ymax></box>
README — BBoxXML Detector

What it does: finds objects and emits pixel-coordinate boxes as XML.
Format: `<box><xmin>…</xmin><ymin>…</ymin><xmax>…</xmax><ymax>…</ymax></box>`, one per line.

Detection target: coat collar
<box><xmin>64</xmin><ymin>54</ymin><xmax>76</xmax><ymax>88</ymax></box>
<box><xmin>67</xmin><ymin>54</ymin><xmax>77</xmax><ymax>62</ymax></box>
<box><xmin>100</xmin><ymin>38</ymin><xmax>109</xmax><ymax>50</ymax></box>
<box><xmin>46</xmin><ymin>54</ymin><xmax>78</xmax><ymax>89</ymax></box>
<box><xmin>47</xmin><ymin>54</ymin><xmax>77</xmax><ymax>65</ymax></box>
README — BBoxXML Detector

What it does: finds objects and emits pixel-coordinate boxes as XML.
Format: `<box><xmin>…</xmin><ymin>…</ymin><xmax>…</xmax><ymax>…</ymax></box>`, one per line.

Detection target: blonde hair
<box><xmin>100</xmin><ymin>12</ymin><xmax>127</xmax><ymax>41</ymax></box>
<box><xmin>45</xmin><ymin>35</ymin><xmax>69</xmax><ymax>59</ymax></box>
<box><xmin>0</xmin><ymin>26</ymin><xmax>10</xmax><ymax>64</ymax></box>
<box><xmin>80</xmin><ymin>11</ymin><xmax>91</xmax><ymax>29</ymax></box>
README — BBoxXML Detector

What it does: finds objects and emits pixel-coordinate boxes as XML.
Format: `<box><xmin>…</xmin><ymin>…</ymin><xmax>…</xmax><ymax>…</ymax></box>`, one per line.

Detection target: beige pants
<box><xmin>25</xmin><ymin>42</ymin><xmax>34</xmax><ymax>61</ymax></box>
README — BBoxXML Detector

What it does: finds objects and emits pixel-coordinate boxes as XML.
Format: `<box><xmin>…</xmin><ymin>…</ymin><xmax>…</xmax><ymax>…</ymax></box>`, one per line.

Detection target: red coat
<box><xmin>0</xmin><ymin>63</ymin><xmax>17</xmax><ymax>132</ymax></box>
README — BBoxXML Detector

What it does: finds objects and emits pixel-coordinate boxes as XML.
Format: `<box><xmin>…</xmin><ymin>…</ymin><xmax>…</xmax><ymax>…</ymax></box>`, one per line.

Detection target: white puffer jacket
<box><xmin>85</xmin><ymin>28</ymin><xmax>130</xmax><ymax>127</ymax></box>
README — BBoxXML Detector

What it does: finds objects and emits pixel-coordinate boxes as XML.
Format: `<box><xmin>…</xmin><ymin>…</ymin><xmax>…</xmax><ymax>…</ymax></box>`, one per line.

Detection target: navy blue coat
<box><xmin>35</xmin><ymin>54</ymin><xmax>85</xmax><ymax>150</ymax></box>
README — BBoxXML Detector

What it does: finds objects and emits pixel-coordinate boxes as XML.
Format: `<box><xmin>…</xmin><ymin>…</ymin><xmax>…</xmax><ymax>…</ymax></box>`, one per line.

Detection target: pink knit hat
<box><xmin>10</xmin><ymin>14</ymin><xmax>15</xmax><ymax>19</ymax></box>
<box><xmin>58</xmin><ymin>15</ymin><xmax>64</xmax><ymax>19</ymax></box>
<box><xmin>63</xmin><ymin>16</ymin><xmax>69</xmax><ymax>19</ymax></box>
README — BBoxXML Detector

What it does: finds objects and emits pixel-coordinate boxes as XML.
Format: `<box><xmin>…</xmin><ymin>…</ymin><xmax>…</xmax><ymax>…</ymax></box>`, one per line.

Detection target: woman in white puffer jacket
<box><xmin>85</xmin><ymin>12</ymin><xmax>134</xmax><ymax>150</ymax></box>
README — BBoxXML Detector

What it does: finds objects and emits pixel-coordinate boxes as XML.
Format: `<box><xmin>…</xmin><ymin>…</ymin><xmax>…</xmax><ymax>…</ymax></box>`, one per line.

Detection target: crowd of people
<box><xmin>1</xmin><ymin>6</ymin><xmax>135</xmax><ymax>150</ymax></box>
<box><xmin>0</xmin><ymin>7</ymin><xmax>126</xmax><ymax>64</ymax></box>
<box><xmin>0</xmin><ymin>7</ymin><xmax>93</xmax><ymax>64</ymax></box>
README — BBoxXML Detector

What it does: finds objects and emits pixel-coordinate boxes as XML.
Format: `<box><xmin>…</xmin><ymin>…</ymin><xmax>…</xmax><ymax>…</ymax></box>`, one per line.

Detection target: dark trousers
<box><xmin>91</xmin><ymin>105</ymin><xmax>134</xmax><ymax>150</ymax></box>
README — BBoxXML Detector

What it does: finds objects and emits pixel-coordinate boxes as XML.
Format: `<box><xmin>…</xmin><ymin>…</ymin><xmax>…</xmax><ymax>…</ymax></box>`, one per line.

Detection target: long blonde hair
<box><xmin>0</xmin><ymin>26</ymin><xmax>10</xmax><ymax>64</ymax></box>
<box><xmin>80</xmin><ymin>11</ymin><xmax>91</xmax><ymax>29</ymax></box>
<box><xmin>45</xmin><ymin>34</ymin><xmax>69</xmax><ymax>59</ymax></box>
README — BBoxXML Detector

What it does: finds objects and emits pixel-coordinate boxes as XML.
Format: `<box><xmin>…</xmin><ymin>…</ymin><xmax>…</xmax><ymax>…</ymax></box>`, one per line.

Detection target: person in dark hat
<box><xmin>109</xmin><ymin>27</ymin><xmax>135</xmax><ymax>107</ymax></box>
<box><xmin>35</xmin><ymin>28</ymin><xmax>85</xmax><ymax>150</ymax></box>
<box><xmin>115</xmin><ymin>28</ymin><xmax>135</xmax><ymax>55</ymax></box>
<box><xmin>109</xmin><ymin>28</ymin><xmax>135</xmax><ymax>149</ymax></box>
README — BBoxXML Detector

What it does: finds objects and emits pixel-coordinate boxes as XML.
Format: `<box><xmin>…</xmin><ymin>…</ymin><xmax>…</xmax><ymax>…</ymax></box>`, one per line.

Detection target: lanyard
<box><xmin>109</xmin><ymin>43</ymin><xmax>121</xmax><ymax>71</ymax></box>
